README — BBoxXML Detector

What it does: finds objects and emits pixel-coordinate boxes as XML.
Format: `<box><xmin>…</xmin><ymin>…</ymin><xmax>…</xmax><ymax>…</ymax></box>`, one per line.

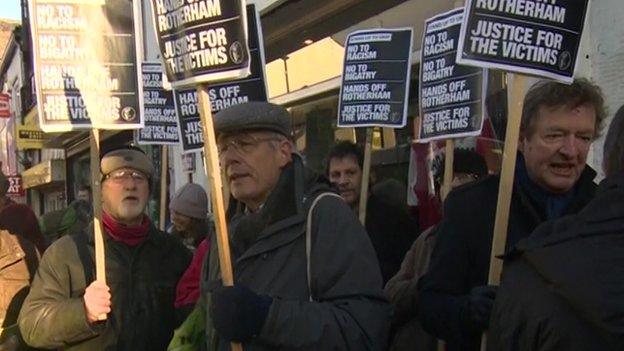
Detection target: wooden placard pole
<box><xmin>441</xmin><ymin>139</ymin><xmax>455</xmax><ymax>201</ymax></box>
<box><xmin>195</xmin><ymin>85</ymin><xmax>242</xmax><ymax>351</ymax></box>
<box><xmin>159</xmin><ymin>145</ymin><xmax>168</xmax><ymax>231</ymax></box>
<box><xmin>89</xmin><ymin>128</ymin><xmax>107</xmax><ymax>321</ymax></box>
<box><xmin>358</xmin><ymin>127</ymin><xmax>373</xmax><ymax>225</ymax></box>
<box><xmin>480</xmin><ymin>73</ymin><xmax>526</xmax><ymax>350</ymax></box>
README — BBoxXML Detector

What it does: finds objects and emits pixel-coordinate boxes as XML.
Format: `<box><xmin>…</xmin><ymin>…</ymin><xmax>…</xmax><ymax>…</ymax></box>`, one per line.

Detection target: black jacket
<box><xmin>418</xmin><ymin>167</ymin><xmax>596</xmax><ymax>351</ymax></box>
<box><xmin>488</xmin><ymin>173</ymin><xmax>624</xmax><ymax>351</ymax></box>
<box><xmin>18</xmin><ymin>222</ymin><xmax>191</xmax><ymax>350</ymax></box>
<box><xmin>366</xmin><ymin>193</ymin><xmax>419</xmax><ymax>284</ymax></box>
<box><xmin>201</xmin><ymin>155</ymin><xmax>392</xmax><ymax>350</ymax></box>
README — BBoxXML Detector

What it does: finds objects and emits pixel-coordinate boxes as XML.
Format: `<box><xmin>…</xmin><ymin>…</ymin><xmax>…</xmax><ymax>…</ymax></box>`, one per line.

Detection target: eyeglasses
<box><xmin>217</xmin><ymin>134</ymin><xmax>280</xmax><ymax>154</ymax></box>
<box><xmin>105</xmin><ymin>169</ymin><xmax>148</xmax><ymax>183</ymax></box>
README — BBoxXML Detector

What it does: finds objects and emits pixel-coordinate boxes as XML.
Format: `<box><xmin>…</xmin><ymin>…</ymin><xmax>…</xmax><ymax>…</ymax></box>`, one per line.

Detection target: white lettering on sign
<box><xmin>475</xmin><ymin>0</ymin><xmax>566</xmax><ymax>24</ymax></box>
<box><xmin>155</xmin><ymin>0</ymin><xmax>222</xmax><ymax>31</ymax></box>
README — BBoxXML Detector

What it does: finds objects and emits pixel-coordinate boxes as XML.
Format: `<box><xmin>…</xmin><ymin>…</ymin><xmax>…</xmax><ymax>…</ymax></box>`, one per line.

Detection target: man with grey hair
<box><xmin>419</xmin><ymin>78</ymin><xmax>606</xmax><ymax>351</ymax></box>
<box><xmin>487</xmin><ymin>105</ymin><xmax>624</xmax><ymax>350</ymax></box>
<box><xmin>19</xmin><ymin>146</ymin><xmax>191</xmax><ymax>350</ymax></box>
<box><xmin>200</xmin><ymin>101</ymin><xmax>390</xmax><ymax>350</ymax></box>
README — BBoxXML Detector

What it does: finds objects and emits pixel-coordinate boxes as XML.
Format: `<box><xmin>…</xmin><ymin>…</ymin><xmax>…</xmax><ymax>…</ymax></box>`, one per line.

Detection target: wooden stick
<box><xmin>441</xmin><ymin>139</ymin><xmax>455</xmax><ymax>201</ymax></box>
<box><xmin>89</xmin><ymin>129</ymin><xmax>107</xmax><ymax>321</ymax></box>
<box><xmin>159</xmin><ymin>145</ymin><xmax>168</xmax><ymax>231</ymax></box>
<box><xmin>358</xmin><ymin>127</ymin><xmax>373</xmax><ymax>225</ymax></box>
<box><xmin>195</xmin><ymin>85</ymin><xmax>242</xmax><ymax>351</ymax></box>
<box><xmin>480</xmin><ymin>73</ymin><xmax>526</xmax><ymax>351</ymax></box>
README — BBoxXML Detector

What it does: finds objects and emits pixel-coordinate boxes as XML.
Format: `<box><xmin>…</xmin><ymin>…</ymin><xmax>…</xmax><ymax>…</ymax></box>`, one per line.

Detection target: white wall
<box><xmin>585</xmin><ymin>0</ymin><xmax>624</xmax><ymax>180</ymax></box>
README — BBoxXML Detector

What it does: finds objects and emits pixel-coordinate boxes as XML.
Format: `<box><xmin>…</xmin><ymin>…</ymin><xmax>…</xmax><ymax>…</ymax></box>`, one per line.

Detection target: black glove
<box><xmin>209</xmin><ymin>284</ymin><xmax>273</xmax><ymax>342</ymax></box>
<box><xmin>463</xmin><ymin>285</ymin><xmax>498</xmax><ymax>332</ymax></box>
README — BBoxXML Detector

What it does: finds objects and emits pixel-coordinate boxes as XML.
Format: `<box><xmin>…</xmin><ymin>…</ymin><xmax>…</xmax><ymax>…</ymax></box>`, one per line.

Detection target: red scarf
<box><xmin>102</xmin><ymin>211</ymin><xmax>150</xmax><ymax>246</ymax></box>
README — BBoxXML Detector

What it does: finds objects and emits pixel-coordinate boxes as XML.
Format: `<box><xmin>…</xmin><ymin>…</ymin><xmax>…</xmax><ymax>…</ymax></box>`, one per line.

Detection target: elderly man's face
<box><xmin>102</xmin><ymin>168</ymin><xmax>149</xmax><ymax>225</ymax></box>
<box><xmin>519</xmin><ymin>104</ymin><xmax>596</xmax><ymax>194</ymax></box>
<box><xmin>218</xmin><ymin>131</ymin><xmax>292</xmax><ymax>211</ymax></box>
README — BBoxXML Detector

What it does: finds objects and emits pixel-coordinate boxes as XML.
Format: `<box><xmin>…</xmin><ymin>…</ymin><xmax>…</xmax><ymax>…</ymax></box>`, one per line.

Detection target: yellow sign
<box><xmin>16</xmin><ymin>125</ymin><xmax>48</xmax><ymax>149</ymax></box>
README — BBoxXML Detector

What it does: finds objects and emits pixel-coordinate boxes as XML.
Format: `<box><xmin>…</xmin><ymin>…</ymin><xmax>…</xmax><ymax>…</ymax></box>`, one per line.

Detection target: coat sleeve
<box><xmin>384</xmin><ymin>226</ymin><xmax>436</xmax><ymax>326</ymax></box>
<box><xmin>18</xmin><ymin>237</ymin><xmax>101</xmax><ymax>348</ymax></box>
<box><xmin>417</xmin><ymin>192</ymin><xmax>475</xmax><ymax>343</ymax></box>
<box><xmin>257</xmin><ymin>195</ymin><xmax>392</xmax><ymax>350</ymax></box>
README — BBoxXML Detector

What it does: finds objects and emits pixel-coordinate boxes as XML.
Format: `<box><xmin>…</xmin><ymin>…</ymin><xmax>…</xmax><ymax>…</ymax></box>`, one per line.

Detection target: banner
<box><xmin>150</xmin><ymin>0</ymin><xmax>251</xmax><ymax>88</ymax></box>
<box><xmin>28</xmin><ymin>0</ymin><xmax>144</xmax><ymax>132</ymax></box>
<box><xmin>337</xmin><ymin>28</ymin><xmax>413</xmax><ymax>128</ymax></box>
<box><xmin>0</xmin><ymin>94</ymin><xmax>10</xmax><ymax>118</ymax></box>
<box><xmin>136</xmin><ymin>62</ymin><xmax>180</xmax><ymax>145</ymax></box>
<box><xmin>174</xmin><ymin>4</ymin><xmax>268</xmax><ymax>153</ymax></box>
<box><xmin>7</xmin><ymin>175</ymin><xmax>25</xmax><ymax>197</ymax></box>
<box><xmin>457</xmin><ymin>0</ymin><xmax>590</xmax><ymax>82</ymax></box>
<box><xmin>418</xmin><ymin>8</ymin><xmax>486</xmax><ymax>143</ymax></box>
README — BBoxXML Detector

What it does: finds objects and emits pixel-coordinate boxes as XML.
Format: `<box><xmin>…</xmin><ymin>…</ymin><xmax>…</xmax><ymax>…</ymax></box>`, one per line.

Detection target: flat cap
<box><xmin>214</xmin><ymin>101</ymin><xmax>292</xmax><ymax>137</ymax></box>
<box><xmin>101</xmin><ymin>148</ymin><xmax>155</xmax><ymax>178</ymax></box>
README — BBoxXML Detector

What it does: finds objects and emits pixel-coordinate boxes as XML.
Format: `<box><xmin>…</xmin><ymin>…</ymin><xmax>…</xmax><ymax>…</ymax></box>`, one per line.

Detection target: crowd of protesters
<box><xmin>0</xmin><ymin>78</ymin><xmax>623</xmax><ymax>351</ymax></box>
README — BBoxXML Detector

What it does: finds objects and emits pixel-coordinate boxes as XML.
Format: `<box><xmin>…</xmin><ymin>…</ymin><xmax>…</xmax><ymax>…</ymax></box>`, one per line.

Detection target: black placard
<box><xmin>150</xmin><ymin>0</ymin><xmax>251</xmax><ymax>88</ymax></box>
<box><xmin>174</xmin><ymin>4</ymin><xmax>268</xmax><ymax>153</ymax></box>
<box><xmin>337</xmin><ymin>28</ymin><xmax>413</xmax><ymax>128</ymax></box>
<box><xmin>136</xmin><ymin>62</ymin><xmax>180</xmax><ymax>145</ymax></box>
<box><xmin>28</xmin><ymin>0</ymin><xmax>143</xmax><ymax>132</ymax></box>
<box><xmin>457</xmin><ymin>0</ymin><xmax>590</xmax><ymax>82</ymax></box>
<box><xmin>418</xmin><ymin>8</ymin><xmax>486</xmax><ymax>142</ymax></box>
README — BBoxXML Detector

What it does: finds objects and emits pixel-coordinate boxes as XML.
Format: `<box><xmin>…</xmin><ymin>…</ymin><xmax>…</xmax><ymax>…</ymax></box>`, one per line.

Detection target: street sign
<box><xmin>457</xmin><ymin>0</ymin><xmax>590</xmax><ymax>82</ymax></box>
<box><xmin>16</xmin><ymin>125</ymin><xmax>50</xmax><ymax>149</ymax></box>
<box><xmin>337</xmin><ymin>28</ymin><xmax>413</xmax><ymax>128</ymax></box>
<box><xmin>28</xmin><ymin>0</ymin><xmax>144</xmax><ymax>132</ymax></box>
<box><xmin>418</xmin><ymin>8</ymin><xmax>486</xmax><ymax>142</ymax></box>
<box><xmin>150</xmin><ymin>0</ymin><xmax>251</xmax><ymax>88</ymax></box>
<box><xmin>136</xmin><ymin>62</ymin><xmax>180</xmax><ymax>145</ymax></box>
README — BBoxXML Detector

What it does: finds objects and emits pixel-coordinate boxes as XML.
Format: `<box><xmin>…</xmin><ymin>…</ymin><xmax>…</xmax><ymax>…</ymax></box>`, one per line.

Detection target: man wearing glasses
<box><xmin>19</xmin><ymin>147</ymin><xmax>191</xmax><ymax>350</ymax></box>
<box><xmin>201</xmin><ymin>102</ymin><xmax>391</xmax><ymax>350</ymax></box>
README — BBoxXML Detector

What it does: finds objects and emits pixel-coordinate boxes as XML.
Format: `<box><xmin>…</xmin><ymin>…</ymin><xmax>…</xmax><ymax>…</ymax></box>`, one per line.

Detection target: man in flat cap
<box><xmin>200</xmin><ymin>101</ymin><xmax>391</xmax><ymax>350</ymax></box>
<box><xmin>19</xmin><ymin>146</ymin><xmax>191</xmax><ymax>351</ymax></box>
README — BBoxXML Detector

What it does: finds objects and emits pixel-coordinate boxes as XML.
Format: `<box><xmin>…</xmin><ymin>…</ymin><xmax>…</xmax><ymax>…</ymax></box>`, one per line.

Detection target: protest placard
<box><xmin>338</xmin><ymin>28</ymin><xmax>413</xmax><ymax>128</ymax></box>
<box><xmin>28</xmin><ymin>0</ymin><xmax>143</xmax><ymax>132</ymax></box>
<box><xmin>174</xmin><ymin>4</ymin><xmax>268</xmax><ymax>153</ymax></box>
<box><xmin>457</xmin><ymin>0</ymin><xmax>590</xmax><ymax>82</ymax></box>
<box><xmin>137</xmin><ymin>62</ymin><xmax>179</xmax><ymax>145</ymax></box>
<box><xmin>150</xmin><ymin>0</ymin><xmax>251</xmax><ymax>88</ymax></box>
<box><xmin>418</xmin><ymin>8</ymin><xmax>486</xmax><ymax>143</ymax></box>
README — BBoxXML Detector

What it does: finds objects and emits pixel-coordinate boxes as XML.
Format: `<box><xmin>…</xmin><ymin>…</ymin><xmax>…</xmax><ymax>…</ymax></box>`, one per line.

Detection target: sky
<box><xmin>0</xmin><ymin>1</ymin><xmax>21</xmax><ymax>21</ymax></box>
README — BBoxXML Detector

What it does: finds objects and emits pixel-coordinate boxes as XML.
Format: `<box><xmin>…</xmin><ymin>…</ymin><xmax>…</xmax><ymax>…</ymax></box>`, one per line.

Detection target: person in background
<box><xmin>418</xmin><ymin>78</ymin><xmax>605</xmax><ymax>351</ymax></box>
<box><xmin>18</xmin><ymin>146</ymin><xmax>191</xmax><ymax>351</ymax></box>
<box><xmin>201</xmin><ymin>102</ymin><xmax>391</xmax><ymax>350</ymax></box>
<box><xmin>0</xmin><ymin>204</ymin><xmax>47</xmax><ymax>351</ymax></box>
<box><xmin>170</xmin><ymin>183</ymin><xmax>210</xmax><ymax>251</ymax></box>
<box><xmin>39</xmin><ymin>185</ymin><xmax>93</xmax><ymax>244</ymax></box>
<box><xmin>385</xmin><ymin>149</ymin><xmax>488</xmax><ymax>351</ymax></box>
<box><xmin>169</xmin><ymin>183</ymin><xmax>212</xmax><ymax>320</ymax></box>
<box><xmin>488</xmin><ymin>104</ymin><xmax>624</xmax><ymax>351</ymax></box>
<box><xmin>327</xmin><ymin>140</ymin><xmax>419</xmax><ymax>284</ymax></box>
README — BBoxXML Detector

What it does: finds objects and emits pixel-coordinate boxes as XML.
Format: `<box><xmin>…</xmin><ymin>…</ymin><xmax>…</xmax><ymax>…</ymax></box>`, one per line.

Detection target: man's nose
<box><xmin>338</xmin><ymin>174</ymin><xmax>350</xmax><ymax>185</ymax></box>
<box><xmin>559</xmin><ymin>135</ymin><xmax>579</xmax><ymax>158</ymax></box>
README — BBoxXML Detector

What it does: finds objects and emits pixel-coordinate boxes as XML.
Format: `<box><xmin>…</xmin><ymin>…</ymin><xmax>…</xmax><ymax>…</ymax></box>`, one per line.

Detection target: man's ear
<box><xmin>277</xmin><ymin>139</ymin><xmax>293</xmax><ymax>166</ymax></box>
<box><xmin>518</xmin><ymin>132</ymin><xmax>526</xmax><ymax>153</ymax></box>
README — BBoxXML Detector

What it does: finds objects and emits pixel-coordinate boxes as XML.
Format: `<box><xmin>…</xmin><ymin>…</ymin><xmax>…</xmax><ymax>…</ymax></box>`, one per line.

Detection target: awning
<box><xmin>21</xmin><ymin>159</ymin><xmax>66</xmax><ymax>189</ymax></box>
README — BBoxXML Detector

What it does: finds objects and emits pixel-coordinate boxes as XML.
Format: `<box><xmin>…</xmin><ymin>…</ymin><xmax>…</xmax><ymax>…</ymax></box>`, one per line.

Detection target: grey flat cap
<box><xmin>213</xmin><ymin>101</ymin><xmax>292</xmax><ymax>137</ymax></box>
